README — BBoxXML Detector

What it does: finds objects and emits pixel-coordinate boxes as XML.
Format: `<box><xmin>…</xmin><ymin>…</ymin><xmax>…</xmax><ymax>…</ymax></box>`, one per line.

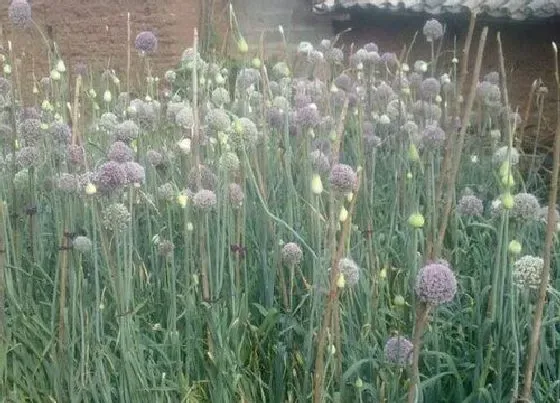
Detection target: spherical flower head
<box><xmin>219</xmin><ymin>152</ymin><xmax>240</xmax><ymax>173</ymax></box>
<box><xmin>56</xmin><ymin>173</ymin><xmax>78</xmax><ymax>194</ymax></box>
<box><xmin>319</xmin><ymin>39</ymin><xmax>332</xmax><ymax>51</ymax></box>
<box><xmin>329</xmin><ymin>163</ymin><xmax>357</xmax><ymax>195</ymax></box>
<box><xmin>16</xmin><ymin>146</ymin><xmax>40</xmax><ymax>168</ymax></box>
<box><xmin>9</xmin><ymin>0</ymin><xmax>32</xmax><ymax>29</ymax></box>
<box><xmin>310</xmin><ymin>50</ymin><xmax>324</xmax><ymax>64</ymax></box>
<box><xmin>381</xmin><ymin>52</ymin><xmax>398</xmax><ymax>67</ymax></box>
<box><xmin>135</xmin><ymin>31</ymin><xmax>158</xmax><ymax>54</ymax></box>
<box><xmin>339</xmin><ymin>257</ymin><xmax>360</xmax><ymax>286</ymax></box>
<box><xmin>231</xmin><ymin>117</ymin><xmax>259</xmax><ymax>150</ymax></box>
<box><xmin>235</xmin><ymin>68</ymin><xmax>260</xmax><ymax>90</ymax></box>
<box><xmin>123</xmin><ymin>161</ymin><xmax>145</xmax><ymax>185</ymax></box>
<box><xmin>421</xmin><ymin>77</ymin><xmax>441</xmax><ymax>99</ymax></box>
<box><xmin>211</xmin><ymin>87</ymin><xmax>230</xmax><ymax>107</ymax></box>
<box><xmin>73</xmin><ymin>236</ymin><xmax>93</xmax><ymax>254</ymax></box>
<box><xmin>187</xmin><ymin>165</ymin><xmax>218</xmax><ymax>192</ymax></box>
<box><xmin>334</xmin><ymin>73</ymin><xmax>353</xmax><ymax>92</ymax></box>
<box><xmin>129</xmin><ymin>98</ymin><xmax>159</xmax><ymax>129</ymax></box>
<box><xmin>175</xmin><ymin>106</ymin><xmax>194</xmax><ymax>129</ymax></box>
<box><xmin>415</xmin><ymin>263</ymin><xmax>457</xmax><ymax>306</ymax></box>
<box><xmin>146</xmin><ymin>149</ymin><xmax>164</xmax><ymax>167</ymax></box>
<box><xmin>325</xmin><ymin>48</ymin><xmax>344</xmax><ymax>64</ymax></box>
<box><xmin>166</xmin><ymin>99</ymin><xmax>186</xmax><ymax>122</ymax></box>
<box><xmin>481</xmin><ymin>84</ymin><xmax>502</xmax><ymax>108</ymax></box>
<box><xmin>512</xmin><ymin>192</ymin><xmax>540</xmax><ymax>221</ymax></box>
<box><xmin>67</xmin><ymin>145</ymin><xmax>85</xmax><ymax>166</ymax></box>
<box><xmin>457</xmin><ymin>194</ymin><xmax>484</xmax><ymax>217</ymax></box>
<box><xmin>484</xmin><ymin>71</ymin><xmax>500</xmax><ymax>85</ymax></box>
<box><xmin>492</xmin><ymin>146</ymin><xmax>519</xmax><ymax>166</ymax></box>
<box><xmin>164</xmin><ymin>70</ymin><xmax>176</xmax><ymax>83</ymax></box>
<box><xmin>349</xmin><ymin>52</ymin><xmax>364</xmax><ymax>68</ymax></box>
<box><xmin>193</xmin><ymin>189</ymin><xmax>217</xmax><ymax>211</ymax></box>
<box><xmin>281</xmin><ymin>242</ymin><xmax>303</xmax><ymax>266</ymax></box>
<box><xmin>50</xmin><ymin>122</ymin><xmax>71</xmax><ymax>145</ymax></box>
<box><xmin>384</xmin><ymin>336</ymin><xmax>414</xmax><ymax>366</ymax></box>
<box><xmin>374</xmin><ymin>81</ymin><xmax>396</xmax><ymax>106</ymax></box>
<box><xmin>98</xmin><ymin>112</ymin><xmax>119</xmax><ymax>136</ymax></box>
<box><xmin>93</xmin><ymin>161</ymin><xmax>127</xmax><ymax>193</ymax></box>
<box><xmin>156</xmin><ymin>183</ymin><xmax>176</xmax><ymax>202</ymax></box>
<box><xmin>157</xmin><ymin>239</ymin><xmax>175</xmax><ymax>258</ymax></box>
<box><xmin>228</xmin><ymin>183</ymin><xmax>245</xmax><ymax>208</ymax></box>
<box><xmin>363</xmin><ymin>42</ymin><xmax>378</xmax><ymax>53</ymax></box>
<box><xmin>108</xmin><ymin>141</ymin><xmax>134</xmax><ymax>163</ymax></box>
<box><xmin>272</xmin><ymin>62</ymin><xmax>290</xmax><ymax>80</ymax></box>
<box><xmin>114</xmin><ymin>120</ymin><xmax>139</xmax><ymax>143</ymax></box>
<box><xmin>296</xmin><ymin>104</ymin><xmax>321</xmax><ymax>129</ymax></box>
<box><xmin>310</xmin><ymin>150</ymin><xmax>330</xmax><ymax>175</ymax></box>
<box><xmin>421</xmin><ymin>124</ymin><xmax>446</xmax><ymax>148</ymax></box>
<box><xmin>423</xmin><ymin>18</ymin><xmax>444</xmax><ymax>42</ymax></box>
<box><xmin>101</xmin><ymin>203</ymin><xmax>131</xmax><ymax>232</ymax></box>
<box><xmin>513</xmin><ymin>255</ymin><xmax>544</xmax><ymax>289</ymax></box>
<box><xmin>206</xmin><ymin>108</ymin><xmax>231</xmax><ymax>133</ymax></box>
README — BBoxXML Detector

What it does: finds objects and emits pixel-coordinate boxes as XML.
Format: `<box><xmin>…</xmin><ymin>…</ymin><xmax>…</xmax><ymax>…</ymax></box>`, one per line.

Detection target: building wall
<box><xmin>232</xmin><ymin>0</ymin><xmax>333</xmax><ymax>55</ymax></box>
<box><xmin>334</xmin><ymin>10</ymin><xmax>560</xmax><ymax>149</ymax></box>
<box><xmin>0</xmin><ymin>0</ymin><xmax>201</xmax><ymax>97</ymax></box>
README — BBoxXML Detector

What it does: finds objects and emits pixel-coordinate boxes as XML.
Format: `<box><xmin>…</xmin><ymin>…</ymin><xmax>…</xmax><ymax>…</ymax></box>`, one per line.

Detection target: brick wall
<box><xmin>1</xmin><ymin>0</ymin><xmax>201</xmax><ymax>97</ymax></box>
<box><xmin>233</xmin><ymin>0</ymin><xmax>333</xmax><ymax>55</ymax></box>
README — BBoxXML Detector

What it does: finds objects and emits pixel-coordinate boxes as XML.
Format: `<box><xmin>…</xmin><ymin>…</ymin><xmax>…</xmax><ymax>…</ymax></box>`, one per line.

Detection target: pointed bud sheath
<box><xmin>103</xmin><ymin>90</ymin><xmax>112</xmax><ymax>103</ymax></box>
<box><xmin>56</xmin><ymin>59</ymin><xmax>66</xmax><ymax>73</ymax></box>
<box><xmin>311</xmin><ymin>174</ymin><xmax>323</xmax><ymax>195</ymax></box>
<box><xmin>85</xmin><ymin>183</ymin><xmax>97</xmax><ymax>195</ymax></box>
<box><xmin>237</xmin><ymin>37</ymin><xmax>248</xmax><ymax>54</ymax></box>
<box><xmin>50</xmin><ymin>69</ymin><xmax>61</xmax><ymax>81</ymax></box>
<box><xmin>339</xmin><ymin>206</ymin><xmax>349</xmax><ymax>222</ymax></box>
<box><xmin>502</xmin><ymin>193</ymin><xmax>514</xmax><ymax>209</ymax></box>
<box><xmin>408</xmin><ymin>143</ymin><xmax>420</xmax><ymax>162</ymax></box>
<box><xmin>408</xmin><ymin>212</ymin><xmax>425</xmax><ymax>229</ymax></box>
<box><xmin>336</xmin><ymin>273</ymin><xmax>345</xmax><ymax>288</ymax></box>
<box><xmin>177</xmin><ymin>194</ymin><xmax>188</xmax><ymax>208</ymax></box>
<box><xmin>508</xmin><ymin>240</ymin><xmax>522</xmax><ymax>255</ymax></box>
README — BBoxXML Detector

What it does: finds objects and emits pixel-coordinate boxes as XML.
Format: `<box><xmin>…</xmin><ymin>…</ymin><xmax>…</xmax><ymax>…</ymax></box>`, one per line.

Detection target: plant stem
<box><xmin>519</xmin><ymin>41</ymin><xmax>560</xmax><ymax>402</ymax></box>
<box><xmin>407</xmin><ymin>303</ymin><xmax>432</xmax><ymax>403</ymax></box>
<box><xmin>435</xmin><ymin>25</ymin><xmax>488</xmax><ymax>258</ymax></box>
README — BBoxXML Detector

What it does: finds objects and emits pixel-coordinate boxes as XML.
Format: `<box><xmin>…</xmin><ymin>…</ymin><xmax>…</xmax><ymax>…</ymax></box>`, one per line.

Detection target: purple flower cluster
<box><xmin>415</xmin><ymin>262</ymin><xmax>457</xmax><ymax>306</ymax></box>
<box><xmin>423</xmin><ymin>18</ymin><xmax>444</xmax><ymax>42</ymax></box>
<box><xmin>281</xmin><ymin>242</ymin><xmax>303</xmax><ymax>267</ymax></box>
<box><xmin>108</xmin><ymin>141</ymin><xmax>134</xmax><ymax>163</ymax></box>
<box><xmin>384</xmin><ymin>336</ymin><xmax>414</xmax><ymax>366</ymax></box>
<box><xmin>8</xmin><ymin>0</ymin><xmax>31</xmax><ymax>28</ymax></box>
<box><xmin>93</xmin><ymin>161</ymin><xmax>128</xmax><ymax>193</ymax></box>
<box><xmin>457</xmin><ymin>194</ymin><xmax>484</xmax><ymax>217</ymax></box>
<box><xmin>329</xmin><ymin>163</ymin><xmax>357</xmax><ymax>195</ymax></box>
<box><xmin>135</xmin><ymin>31</ymin><xmax>158</xmax><ymax>54</ymax></box>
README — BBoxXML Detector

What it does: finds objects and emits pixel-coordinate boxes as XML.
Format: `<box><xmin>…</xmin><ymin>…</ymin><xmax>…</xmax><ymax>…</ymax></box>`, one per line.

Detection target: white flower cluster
<box><xmin>513</xmin><ymin>255</ymin><xmax>544</xmax><ymax>290</ymax></box>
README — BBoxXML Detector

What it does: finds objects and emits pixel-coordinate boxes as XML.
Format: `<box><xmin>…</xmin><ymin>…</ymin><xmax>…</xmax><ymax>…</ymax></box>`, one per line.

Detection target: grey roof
<box><xmin>312</xmin><ymin>0</ymin><xmax>560</xmax><ymax>20</ymax></box>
